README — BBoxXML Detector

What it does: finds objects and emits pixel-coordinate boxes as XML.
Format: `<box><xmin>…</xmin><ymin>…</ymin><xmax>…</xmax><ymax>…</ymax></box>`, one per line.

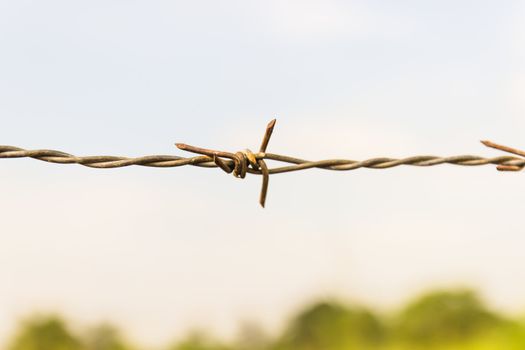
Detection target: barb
<box><xmin>481</xmin><ymin>140</ymin><xmax>525</xmax><ymax>171</ymax></box>
<box><xmin>1</xmin><ymin>120</ymin><xmax>524</xmax><ymax>207</ymax></box>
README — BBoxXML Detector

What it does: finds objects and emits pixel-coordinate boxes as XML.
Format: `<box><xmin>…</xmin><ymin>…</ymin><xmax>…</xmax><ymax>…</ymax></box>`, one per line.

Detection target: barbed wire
<box><xmin>1</xmin><ymin>120</ymin><xmax>524</xmax><ymax>207</ymax></box>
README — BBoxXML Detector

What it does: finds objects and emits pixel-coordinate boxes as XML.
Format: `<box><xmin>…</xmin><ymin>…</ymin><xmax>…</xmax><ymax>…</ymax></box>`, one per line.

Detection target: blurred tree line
<box><xmin>7</xmin><ymin>289</ymin><xmax>525</xmax><ymax>350</ymax></box>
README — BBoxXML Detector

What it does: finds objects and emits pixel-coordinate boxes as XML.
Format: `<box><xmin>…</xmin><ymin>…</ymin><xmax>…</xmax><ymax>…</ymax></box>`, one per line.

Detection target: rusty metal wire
<box><xmin>1</xmin><ymin>120</ymin><xmax>524</xmax><ymax>207</ymax></box>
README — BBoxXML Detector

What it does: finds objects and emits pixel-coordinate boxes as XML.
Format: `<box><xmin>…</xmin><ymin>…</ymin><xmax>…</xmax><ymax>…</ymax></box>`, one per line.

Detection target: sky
<box><xmin>1</xmin><ymin>0</ymin><xmax>525</xmax><ymax>347</ymax></box>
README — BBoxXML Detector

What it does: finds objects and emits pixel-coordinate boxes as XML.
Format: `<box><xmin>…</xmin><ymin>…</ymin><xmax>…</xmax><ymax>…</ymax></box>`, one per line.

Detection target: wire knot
<box><xmin>176</xmin><ymin>119</ymin><xmax>276</xmax><ymax>207</ymax></box>
<box><xmin>211</xmin><ymin>149</ymin><xmax>259</xmax><ymax>178</ymax></box>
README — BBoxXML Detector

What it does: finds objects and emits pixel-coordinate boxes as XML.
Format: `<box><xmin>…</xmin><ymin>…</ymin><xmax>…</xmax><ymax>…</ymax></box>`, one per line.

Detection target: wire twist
<box><xmin>1</xmin><ymin>120</ymin><xmax>524</xmax><ymax>207</ymax></box>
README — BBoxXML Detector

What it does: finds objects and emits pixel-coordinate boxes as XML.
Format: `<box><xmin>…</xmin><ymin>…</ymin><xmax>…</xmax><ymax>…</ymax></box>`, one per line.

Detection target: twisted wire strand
<box><xmin>263</xmin><ymin>154</ymin><xmax>525</xmax><ymax>174</ymax></box>
<box><xmin>0</xmin><ymin>145</ymin><xmax>217</xmax><ymax>169</ymax></box>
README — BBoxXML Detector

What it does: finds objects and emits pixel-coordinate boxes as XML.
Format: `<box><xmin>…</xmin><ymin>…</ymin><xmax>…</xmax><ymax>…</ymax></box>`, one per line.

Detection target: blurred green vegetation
<box><xmin>8</xmin><ymin>317</ymin><xmax>132</xmax><ymax>350</ymax></box>
<box><xmin>7</xmin><ymin>289</ymin><xmax>525</xmax><ymax>350</ymax></box>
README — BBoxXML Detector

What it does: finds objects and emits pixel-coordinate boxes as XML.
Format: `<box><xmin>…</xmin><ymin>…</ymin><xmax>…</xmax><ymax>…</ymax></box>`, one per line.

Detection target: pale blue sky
<box><xmin>1</xmin><ymin>0</ymin><xmax>525</xmax><ymax>348</ymax></box>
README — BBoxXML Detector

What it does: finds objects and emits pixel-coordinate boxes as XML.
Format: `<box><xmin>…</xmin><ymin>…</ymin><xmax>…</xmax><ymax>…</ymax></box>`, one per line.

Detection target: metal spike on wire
<box><xmin>1</xmin><ymin>119</ymin><xmax>524</xmax><ymax>207</ymax></box>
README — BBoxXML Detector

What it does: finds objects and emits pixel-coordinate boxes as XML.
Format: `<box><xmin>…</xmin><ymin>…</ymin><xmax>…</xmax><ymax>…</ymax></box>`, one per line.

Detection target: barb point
<box><xmin>481</xmin><ymin>140</ymin><xmax>525</xmax><ymax>158</ymax></box>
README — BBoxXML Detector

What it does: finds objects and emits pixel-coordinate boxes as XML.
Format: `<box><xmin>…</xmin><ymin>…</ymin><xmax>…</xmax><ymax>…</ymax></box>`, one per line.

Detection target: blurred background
<box><xmin>1</xmin><ymin>0</ymin><xmax>524</xmax><ymax>349</ymax></box>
